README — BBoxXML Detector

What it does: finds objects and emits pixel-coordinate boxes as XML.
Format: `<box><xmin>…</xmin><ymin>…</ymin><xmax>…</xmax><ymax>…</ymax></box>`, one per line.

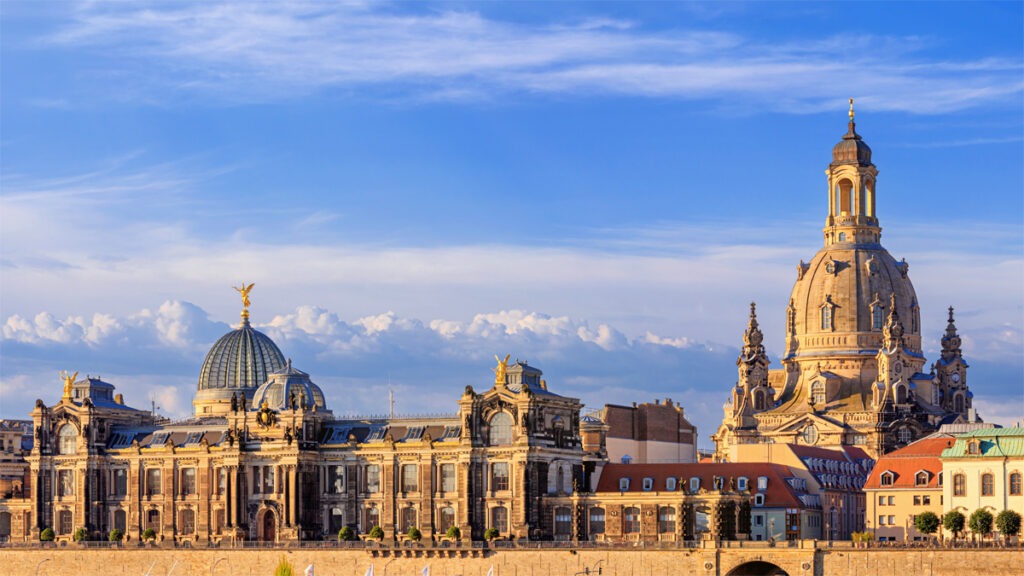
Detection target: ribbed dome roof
<box><xmin>832</xmin><ymin>120</ymin><xmax>872</xmax><ymax>166</ymax></box>
<box><xmin>197</xmin><ymin>319</ymin><xmax>286</xmax><ymax>392</ymax></box>
<box><xmin>251</xmin><ymin>360</ymin><xmax>327</xmax><ymax>411</ymax></box>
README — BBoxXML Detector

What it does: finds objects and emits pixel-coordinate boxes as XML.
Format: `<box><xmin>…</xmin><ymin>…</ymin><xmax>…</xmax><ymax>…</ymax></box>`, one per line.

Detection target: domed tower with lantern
<box><xmin>713</xmin><ymin>101</ymin><xmax>978</xmax><ymax>460</ymax></box>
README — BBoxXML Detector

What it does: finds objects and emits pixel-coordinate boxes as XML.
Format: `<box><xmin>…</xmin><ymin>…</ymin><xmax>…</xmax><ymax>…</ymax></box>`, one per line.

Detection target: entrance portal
<box><xmin>725</xmin><ymin>561</ymin><xmax>789</xmax><ymax>576</ymax></box>
<box><xmin>262</xmin><ymin>510</ymin><xmax>276</xmax><ymax>542</ymax></box>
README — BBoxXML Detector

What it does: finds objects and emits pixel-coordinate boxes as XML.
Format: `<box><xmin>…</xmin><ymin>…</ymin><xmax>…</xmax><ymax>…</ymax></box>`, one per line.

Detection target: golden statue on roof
<box><xmin>234</xmin><ymin>282</ymin><xmax>255</xmax><ymax>321</ymax></box>
<box><xmin>849</xmin><ymin>97</ymin><xmax>855</xmax><ymax>120</ymax></box>
<box><xmin>60</xmin><ymin>370</ymin><xmax>78</xmax><ymax>401</ymax></box>
<box><xmin>494</xmin><ymin>354</ymin><xmax>511</xmax><ymax>386</ymax></box>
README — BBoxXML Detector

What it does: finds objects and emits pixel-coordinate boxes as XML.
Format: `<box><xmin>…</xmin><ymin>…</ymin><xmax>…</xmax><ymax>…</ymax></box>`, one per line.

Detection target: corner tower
<box><xmin>713</xmin><ymin>103</ymin><xmax>976</xmax><ymax>460</ymax></box>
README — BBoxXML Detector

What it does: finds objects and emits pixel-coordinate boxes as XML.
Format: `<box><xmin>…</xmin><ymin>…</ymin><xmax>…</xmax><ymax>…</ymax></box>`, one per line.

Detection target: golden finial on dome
<box><xmin>234</xmin><ymin>282</ymin><xmax>255</xmax><ymax>323</ymax></box>
<box><xmin>849</xmin><ymin>97</ymin><xmax>855</xmax><ymax>121</ymax></box>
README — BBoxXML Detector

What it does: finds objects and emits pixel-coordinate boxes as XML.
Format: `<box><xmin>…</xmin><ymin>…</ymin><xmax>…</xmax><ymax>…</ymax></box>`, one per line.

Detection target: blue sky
<box><xmin>2</xmin><ymin>1</ymin><xmax>1022</xmax><ymax>446</ymax></box>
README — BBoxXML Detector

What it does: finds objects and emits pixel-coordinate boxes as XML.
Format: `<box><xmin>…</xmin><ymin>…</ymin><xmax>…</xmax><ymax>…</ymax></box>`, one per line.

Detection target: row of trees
<box><xmin>339</xmin><ymin>525</ymin><xmax>500</xmax><ymax>542</ymax></box>
<box><xmin>913</xmin><ymin>509</ymin><xmax>1021</xmax><ymax>542</ymax></box>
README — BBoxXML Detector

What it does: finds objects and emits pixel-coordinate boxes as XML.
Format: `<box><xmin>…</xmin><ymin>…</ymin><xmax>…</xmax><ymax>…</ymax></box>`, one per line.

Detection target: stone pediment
<box><xmin>773</xmin><ymin>412</ymin><xmax>846</xmax><ymax>434</ymax></box>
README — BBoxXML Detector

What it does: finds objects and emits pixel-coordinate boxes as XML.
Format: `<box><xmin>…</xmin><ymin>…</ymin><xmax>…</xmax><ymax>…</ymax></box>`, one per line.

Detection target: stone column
<box><xmin>288</xmin><ymin>465</ymin><xmax>298</xmax><ymax>527</ymax></box>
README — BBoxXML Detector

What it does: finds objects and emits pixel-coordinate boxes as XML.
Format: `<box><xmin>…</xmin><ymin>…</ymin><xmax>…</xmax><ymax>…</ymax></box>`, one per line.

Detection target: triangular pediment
<box><xmin>774</xmin><ymin>412</ymin><xmax>846</xmax><ymax>434</ymax></box>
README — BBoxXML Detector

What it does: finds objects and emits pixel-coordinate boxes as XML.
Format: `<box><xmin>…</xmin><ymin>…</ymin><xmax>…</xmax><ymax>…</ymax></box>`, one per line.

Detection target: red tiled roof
<box><xmin>595</xmin><ymin>462</ymin><xmax>808</xmax><ymax>509</ymax></box>
<box><xmin>864</xmin><ymin>437</ymin><xmax>950</xmax><ymax>490</ymax></box>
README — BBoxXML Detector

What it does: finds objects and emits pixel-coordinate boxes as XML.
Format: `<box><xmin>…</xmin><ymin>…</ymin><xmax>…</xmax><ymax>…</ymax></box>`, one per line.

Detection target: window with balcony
<box><xmin>365</xmin><ymin>507</ymin><xmax>380</xmax><ymax>531</ymax></box>
<box><xmin>438</xmin><ymin>506</ymin><xmax>455</xmax><ymax>532</ymax></box>
<box><xmin>401</xmin><ymin>507</ymin><xmax>417</xmax><ymax>532</ymax></box>
<box><xmin>491</xmin><ymin>506</ymin><xmax>508</xmax><ymax>533</ymax></box>
<box><xmin>554</xmin><ymin>506</ymin><xmax>572</xmax><ymax>536</ymax></box>
<box><xmin>180</xmin><ymin>509</ymin><xmax>195</xmax><ymax>535</ymax></box>
<box><xmin>623</xmin><ymin>507</ymin><xmax>641</xmax><ymax>534</ymax></box>
<box><xmin>658</xmin><ymin>506</ymin><xmax>676</xmax><ymax>533</ymax></box>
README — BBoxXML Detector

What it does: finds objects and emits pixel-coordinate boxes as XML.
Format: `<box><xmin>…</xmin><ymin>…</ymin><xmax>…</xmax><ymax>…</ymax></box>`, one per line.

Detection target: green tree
<box><xmin>484</xmin><ymin>527</ymin><xmax>500</xmax><ymax>541</ymax></box>
<box><xmin>406</xmin><ymin>527</ymin><xmax>422</xmax><ymax>541</ymax></box>
<box><xmin>969</xmin><ymin>509</ymin><xmax>994</xmax><ymax>539</ymax></box>
<box><xmin>274</xmin><ymin>556</ymin><xmax>294</xmax><ymax>576</ymax></box>
<box><xmin>368</xmin><ymin>525</ymin><xmax>384</xmax><ymax>540</ymax></box>
<box><xmin>337</xmin><ymin>526</ymin><xmax>356</xmax><ymax>541</ymax></box>
<box><xmin>915</xmin><ymin>511</ymin><xmax>941</xmax><ymax>537</ymax></box>
<box><xmin>73</xmin><ymin>527</ymin><xmax>89</xmax><ymax>542</ymax></box>
<box><xmin>108</xmin><ymin>529</ymin><xmax>124</xmax><ymax>542</ymax></box>
<box><xmin>995</xmin><ymin>510</ymin><xmax>1021</xmax><ymax>539</ymax></box>
<box><xmin>445</xmin><ymin>526</ymin><xmax>461</xmax><ymax>540</ymax></box>
<box><xmin>39</xmin><ymin>527</ymin><xmax>55</xmax><ymax>542</ymax></box>
<box><xmin>943</xmin><ymin>510</ymin><xmax>965</xmax><ymax>540</ymax></box>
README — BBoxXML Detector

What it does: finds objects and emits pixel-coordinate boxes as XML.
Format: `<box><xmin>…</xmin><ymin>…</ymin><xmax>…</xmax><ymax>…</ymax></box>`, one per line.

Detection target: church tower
<box><xmin>713</xmin><ymin>102</ymin><xmax>976</xmax><ymax>460</ymax></box>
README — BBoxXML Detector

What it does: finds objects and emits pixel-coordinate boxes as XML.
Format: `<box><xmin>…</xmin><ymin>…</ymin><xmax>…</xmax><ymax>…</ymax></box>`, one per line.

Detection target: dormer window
<box><xmin>737</xmin><ymin>477</ymin><xmax>749</xmax><ymax>491</ymax></box>
<box><xmin>642</xmin><ymin>477</ymin><xmax>654</xmax><ymax>492</ymax></box>
<box><xmin>619</xmin><ymin>478</ymin><xmax>630</xmax><ymax>492</ymax></box>
<box><xmin>915</xmin><ymin>471</ymin><xmax>930</xmax><ymax>486</ymax></box>
<box><xmin>967</xmin><ymin>441</ymin><xmax>980</xmax><ymax>455</ymax></box>
<box><xmin>757</xmin><ymin>476</ymin><xmax>768</xmax><ymax>491</ymax></box>
<box><xmin>689</xmin><ymin>477</ymin><xmax>700</xmax><ymax>493</ymax></box>
<box><xmin>666</xmin><ymin>477</ymin><xmax>677</xmax><ymax>492</ymax></box>
<box><xmin>880</xmin><ymin>471</ymin><xmax>895</xmax><ymax>487</ymax></box>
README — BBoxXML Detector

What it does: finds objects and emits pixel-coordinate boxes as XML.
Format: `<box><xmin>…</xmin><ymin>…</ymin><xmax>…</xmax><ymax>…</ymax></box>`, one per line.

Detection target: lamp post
<box><xmin>35</xmin><ymin>558</ymin><xmax>51</xmax><ymax>576</ymax></box>
<box><xmin>210</xmin><ymin>557</ymin><xmax>227</xmax><ymax>576</ymax></box>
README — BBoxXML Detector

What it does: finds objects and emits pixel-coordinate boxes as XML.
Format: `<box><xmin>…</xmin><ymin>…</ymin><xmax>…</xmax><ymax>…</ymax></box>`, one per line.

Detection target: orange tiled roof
<box><xmin>864</xmin><ymin>437</ymin><xmax>951</xmax><ymax>490</ymax></box>
<box><xmin>595</xmin><ymin>462</ymin><xmax>809</xmax><ymax>509</ymax></box>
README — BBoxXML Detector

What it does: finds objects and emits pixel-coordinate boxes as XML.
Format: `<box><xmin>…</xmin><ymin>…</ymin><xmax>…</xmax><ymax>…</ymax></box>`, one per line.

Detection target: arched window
<box><xmin>821</xmin><ymin>306</ymin><xmax>833</xmax><ymax>331</ymax></box>
<box><xmin>401</xmin><ymin>507</ymin><xmax>417</xmax><ymax>532</ymax></box>
<box><xmin>180</xmin><ymin>509</ymin><xmax>195</xmax><ymax>535</ymax></box>
<box><xmin>113</xmin><ymin>509</ymin><xmax>127</xmax><ymax>532</ymax></box>
<box><xmin>915</xmin><ymin>471</ymin><xmax>929</xmax><ymax>486</ymax></box>
<box><xmin>488</xmin><ymin>412</ymin><xmax>513</xmax><ymax>445</ymax></box>
<box><xmin>554</xmin><ymin>506</ymin><xmax>572</xmax><ymax>537</ymax></box>
<box><xmin>897</xmin><ymin>427</ymin><xmax>912</xmax><ymax>444</ymax></box>
<box><xmin>1010</xmin><ymin>472</ymin><xmax>1022</xmax><ymax>496</ymax></box>
<box><xmin>954</xmin><ymin>393</ymin><xmax>965</xmax><ymax>414</ymax></box>
<box><xmin>953</xmin><ymin>473</ymin><xmax>966</xmax><ymax>496</ymax></box>
<box><xmin>623</xmin><ymin>507</ymin><xmax>641</xmax><ymax>534</ymax></box>
<box><xmin>872</xmin><ymin>305</ymin><xmax>884</xmax><ymax>330</ymax></box>
<box><xmin>836</xmin><ymin>179</ymin><xmax>853</xmax><ymax>215</ymax></box>
<box><xmin>866</xmin><ymin>180</ymin><xmax>875</xmax><ymax>217</ymax></box>
<box><xmin>589</xmin><ymin>507</ymin><xmax>605</xmax><ymax>535</ymax></box>
<box><xmin>491</xmin><ymin>506</ymin><xmax>508</xmax><ymax>533</ymax></box>
<box><xmin>838</xmin><ymin>232</ymin><xmax>847</xmax><ymax>242</ymax></box>
<box><xmin>58</xmin><ymin>425</ymin><xmax>77</xmax><ymax>455</ymax></box>
<box><xmin>438</xmin><ymin>507</ymin><xmax>455</xmax><ymax>532</ymax></box>
<box><xmin>365</xmin><ymin>507</ymin><xmax>379</xmax><ymax>531</ymax></box>
<box><xmin>895</xmin><ymin>385</ymin><xmax>908</xmax><ymax>405</ymax></box>
<box><xmin>658</xmin><ymin>506</ymin><xmax>676</xmax><ymax>533</ymax></box>
<box><xmin>981</xmin><ymin>473</ymin><xmax>994</xmax><ymax>496</ymax></box>
<box><xmin>754</xmin><ymin>391</ymin><xmax>765</xmax><ymax>411</ymax></box>
<box><xmin>811</xmin><ymin>381</ymin><xmax>825</xmax><ymax>405</ymax></box>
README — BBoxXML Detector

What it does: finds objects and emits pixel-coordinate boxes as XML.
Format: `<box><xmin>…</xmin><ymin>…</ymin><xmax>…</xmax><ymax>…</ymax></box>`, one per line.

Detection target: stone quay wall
<box><xmin>1</xmin><ymin>546</ymin><xmax>1022</xmax><ymax>576</ymax></box>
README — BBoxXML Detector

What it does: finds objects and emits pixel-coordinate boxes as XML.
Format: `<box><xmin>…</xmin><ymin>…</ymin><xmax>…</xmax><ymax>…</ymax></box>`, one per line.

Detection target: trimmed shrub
<box><xmin>338</xmin><ymin>526</ymin><xmax>356</xmax><ymax>541</ymax></box>
<box><xmin>142</xmin><ymin>528</ymin><xmax>157</xmax><ymax>541</ymax></box>
<box><xmin>969</xmin><ymin>508</ymin><xmax>994</xmax><ymax>537</ymax></box>
<box><xmin>484</xmin><ymin>527</ymin><xmax>500</xmax><ymax>541</ymax></box>
<box><xmin>39</xmin><ymin>527</ymin><xmax>55</xmax><ymax>542</ymax></box>
<box><xmin>915</xmin><ymin>511</ymin><xmax>941</xmax><ymax>536</ymax></box>
<box><xmin>943</xmin><ymin>510</ymin><xmax>965</xmax><ymax>539</ymax></box>
<box><xmin>445</xmin><ymin>526</ymin><xmax>461</xmax><ymax>540</ymax></box>
<box><xmin>368</xmin><ymin>525</ymin><xmax>384</xmax><ymax>540</ymax></box>
<box><xmin>274</xmin><ymin>556</ymin><xmax>294</xmax><ymax>576</ymax></box>
<box><xmin>407</xmin><ymin>527</ymin><xmax>422</xmax><ymax>541</ymax></box>
<box><xmin>996</xmin><ymin>510</ymin><xmax>1022</xmax><ymax>538</ymax></box>
<box><xmin>73</xmin><ymin>527</ymin><xmax>89</xmax><ymax>542</ymax></box>
<box><xmin>108</xmin><ymin>529</ymin><xmax>124</xmax><ymax>542</ymax></box>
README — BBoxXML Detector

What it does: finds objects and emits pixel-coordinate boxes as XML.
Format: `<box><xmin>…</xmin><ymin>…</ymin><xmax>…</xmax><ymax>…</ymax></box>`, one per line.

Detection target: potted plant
<box><xmin>445</xmin><ymin>526</ymin><xmax>461</xmax><ymax>541</ymax></box>
<box><xmin>484</xmin><ymin>528</ymin><xmax>500</xmax><ymax>542</ymax></box>
<box><xmin>406</xmin><ymin>526</ymin><xmax>422</xmax><ymax>545</ymax></box>
<box><xmin>108</xmin><ymin>528</ymin><xmax>124</xmax><ymax>543</ymax></box>
<box><xmin>73</xmin><ymin>527</ymin><xmax>89</xmax><ymax>543</ymax></box>
<box><xmin>39</xmin><ymin>527</ymin><xmax>55</xmax><ymax>543</ymax></box>
<box><xmin>142</xmin><ymin>528</ymin><xmax>158</xmax><ymax>544</ymax></box>
<box><xmin>367</xmin><ymin>525</ymin><xmax>385</xmax><ymax>543</ymax></box>
<box><xmin>338</xmin><ymin>526</ymin><xmax>357</xmax><ymax>542</ymax></box>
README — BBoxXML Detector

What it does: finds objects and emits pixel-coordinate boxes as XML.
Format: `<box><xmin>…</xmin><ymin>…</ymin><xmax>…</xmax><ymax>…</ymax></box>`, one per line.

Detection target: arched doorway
<box><xmin>726</xmin><ymin>561</ymin><xmax>788</xmax><ymax>576</ymax></box>
<box><xmin>261</xmin><ymin>510</ymin><xmax>276</xmax><ymax>542</ymax></box>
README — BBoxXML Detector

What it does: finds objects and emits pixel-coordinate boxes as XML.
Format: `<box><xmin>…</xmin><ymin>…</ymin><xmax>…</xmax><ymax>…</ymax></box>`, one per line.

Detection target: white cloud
<box><xmin>25</xmin><ymin>2</ymin><xmax>1022</xmax><ymax>113</ymax></box>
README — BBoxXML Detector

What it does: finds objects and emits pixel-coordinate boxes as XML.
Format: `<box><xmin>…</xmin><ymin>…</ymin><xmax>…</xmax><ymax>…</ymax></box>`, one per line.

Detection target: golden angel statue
<box><xmin>60</xmin><ymin>370</ymin><xmax>78</xmax><ymax>400</ymax></box>
<box><xmin>234</xmin><ymin>282</ymin><xmax>255</xmax><ymax>309</ymax></box>
<box><xmin>494</xmin><ymin>354</ymin><xmax>511</xmax><ymax>385</ymax></box>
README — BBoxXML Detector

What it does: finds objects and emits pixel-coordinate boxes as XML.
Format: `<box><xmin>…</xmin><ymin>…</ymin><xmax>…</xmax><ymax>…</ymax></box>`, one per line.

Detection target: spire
<box><xmin>742</xmin><ymin>302</ymin><xmax>765</xmax><ymax>357</ymax></box>
<box><xmin>882</xmin><ymin>293</ymin><xmax>905</xmax><ymax>350</ymax></box>
<box><xmin>941</xmin><ymin>305</ymin><xmax>963</xmax><ymax>361</ymax></box>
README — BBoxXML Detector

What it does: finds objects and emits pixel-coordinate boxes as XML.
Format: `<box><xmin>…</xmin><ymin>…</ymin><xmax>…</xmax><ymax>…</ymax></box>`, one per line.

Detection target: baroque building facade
<box><xmin>713</xmin><ymin>104</ymin><xmax>977</xmax><ymax>460</ymax></box>
<box><xmin>6</xmin><ymin>298</ymin><xmax>592</xmax><ymax>544</ymax></box>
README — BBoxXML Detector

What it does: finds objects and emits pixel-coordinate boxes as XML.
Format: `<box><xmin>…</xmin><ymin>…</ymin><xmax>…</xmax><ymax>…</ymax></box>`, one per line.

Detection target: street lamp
<box><xmin>210</xmin><ymin>557</ymin><xmax>227</xmax><ymax>576</ymax></box>
<box><xmin>35</xmin><ymin>558</ymin><xmax>51</xmax><ymax>576</ymax></box>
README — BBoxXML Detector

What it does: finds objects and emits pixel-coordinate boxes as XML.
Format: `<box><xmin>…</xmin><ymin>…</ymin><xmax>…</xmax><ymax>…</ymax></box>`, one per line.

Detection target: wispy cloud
<box><xmin>26</xmin><ymin>2</ymin><xmax>1022</xmax><ymax>112</ymax></box>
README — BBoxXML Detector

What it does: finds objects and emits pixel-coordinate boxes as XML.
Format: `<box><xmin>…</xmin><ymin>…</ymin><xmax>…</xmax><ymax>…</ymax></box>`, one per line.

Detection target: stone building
<box><xmin>5</xmin><ymin>298</ymin><xmax>593</xmax><ymax>544</ymax></box>
<box><xmin>598</xmin><ymin>399</ymin><xmax>698</xmax><ymax>465</ymax></box>
<box><xmin>713</xmin><ymin>103</ymin><xmax>977</xmax><ymax>460</ymax></box>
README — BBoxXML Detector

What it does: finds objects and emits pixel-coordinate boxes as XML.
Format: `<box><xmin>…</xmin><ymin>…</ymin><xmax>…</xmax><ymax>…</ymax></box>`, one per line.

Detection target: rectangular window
<box><xmin>658</xmin><ymin>507</ymin><xmax>676</xmax><ymax>533</ymax></box>
<box><xmin>57</xmin><ymin>470</ymin><xmax>74</xmax><ymax>497</ymax></box>
<box><xmin>554</xmin><ymin>507</ymin><xmax>572</xmax><ymax>536</ymax></box>
<box><xmin>214</xmin><ymin>509</ymin><xmax>224</xmax><ymax>534</ymax></box>
<box><xmin>737</xmin><ymin>477</ymin><xmax>748</xmax><ymax>491</ymax></box>
<box><xmin>666</xmin><ymin>477</ymin><xmax>677</xmax><ymax>491</ymax></box>
<box><xmin>491</xmin><ymin>462</ymin><xmax>509</xmax><ymax>491</ymax></box>
<box><xmin>887</xmin><ymin>496</ymin><xmax>894</xmax><ymax>506</ymax></box>
<box><xmin>263</xmin><ymin>466</ymin><xmax>275</xmax><ymax>494</ymax></box>
<box><xmin>623</xmin><ymin>507</ymin><xmax>641</xmax><ymax>534</ymax></box>
<box><xmin>753</xmin><ymin>514</ymin><xmax>764</xmax><ymax>526</ymax></box>
<box><xmin>878</xmin><ymin>515</ymin><xmax>886</xmax><ymax>526</ymax></box>
<box><xmin>59</xmin><ymin>510</ymin><xmax>73</xmax><ymax>534</ymax></box>
<box><xmin>366</xmin><ymin>465</ymin><xmax>380</xmax><ymax>493</ymax></box>
<box><xmin>112</xmin><ymin>469</ymin><xmax>127</xmax><ymax>497</ymax></box>
<box><xmin>913</xmin><ymin>495</ymin><xmax>921</xmax><ymax>506</ymax></box>
<box><xmin>953</xmin><ymin>474</ymin><xmax>965</xmax><ymax>497</ymax></box>
<box><xmin>147</xmin><ymin>468</ymin><xmax>162</xmax><ymax>496</ymax></box>
<box><xmin>982</xmin><ymin>474</ymin><xmax>994</xmax><ymax>496</ymax></box>
<box><xmin>922</xmin><ymin>495</ymin><xmax>931</xmax><ymax>506</ymax></box>
<box><xmin>589</xmin><ymin>508</ymin><xmax>605</xmax><ymax>535</ymax></box>
<box><xmin>217</xmin><ymin>468</ymin><xmax>226</xmax><ymax>496</ymax></box>
<box><xmin>181</xmin><ymin>468</ymin><xmax>196</xmax><ymax>496</ymax></box>
<box><xmin>440</xmin><ymin>463</ymin><xmax>456</xmax><ymax>493</ymax></box>
<box><xmin>757</xmin><ymin>476</ymin><xmax>768</xmax><ymax>491</ymax></box>
<box><xmin>328</xmin><ymin>465</ymin><xmax>345</xmax><ymax>494</ymax></box>
<box><xmin>878</xmin><ymin>495</ymin><xmax>885</xmax><ymax>506</ymax></box>
<box><xmin>401</xmin><ymin>464</ymin><xmax>418</xmax><ymax>492</ymax></box>
<box><xmin>642</xmin><ymin>477</ymin><xmax>654</xmax><ymax>491</ymax></box>
<box><xmin>690</xmin><ymin>477</ymin><xmax>701</xmax><ymax>493</ymax></box>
